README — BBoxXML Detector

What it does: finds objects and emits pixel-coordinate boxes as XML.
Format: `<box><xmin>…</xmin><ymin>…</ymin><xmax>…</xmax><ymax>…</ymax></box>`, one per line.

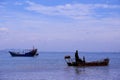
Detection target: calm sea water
<box><xmin>0</xmin><ymin>50</ymin><xmax>120</xmax><ymax>80</ymax></box>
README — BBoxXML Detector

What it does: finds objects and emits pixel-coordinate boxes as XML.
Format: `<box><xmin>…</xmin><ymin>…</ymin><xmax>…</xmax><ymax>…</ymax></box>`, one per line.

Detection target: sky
<box><xmin>0</xmin><ymin>0</ymin><xmax>120</xmax><ymax>52</ymax></box>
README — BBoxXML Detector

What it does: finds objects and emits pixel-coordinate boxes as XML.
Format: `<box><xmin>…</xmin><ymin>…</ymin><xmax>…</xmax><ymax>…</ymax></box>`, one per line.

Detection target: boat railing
<box><xmin>64</xmin><ymin>56</ymin><xmax>72</xmax><ymax>63</ymax></box>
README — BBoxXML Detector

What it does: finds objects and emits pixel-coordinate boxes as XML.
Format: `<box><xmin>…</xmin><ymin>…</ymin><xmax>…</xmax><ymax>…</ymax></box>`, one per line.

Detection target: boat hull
<box><xmin>9</xmin><ymin>49</ymin><xmax>37</xmax><ymax>57</ymax></box>
<box><xmin>67</xmin><ymin>60</ymin><xmax>109</xmax><ymax>67</ymax></box>
<box><xmin>65</xmin><ymin>56</ymin><xmax>109</xmax><ymax>67</ymax></box>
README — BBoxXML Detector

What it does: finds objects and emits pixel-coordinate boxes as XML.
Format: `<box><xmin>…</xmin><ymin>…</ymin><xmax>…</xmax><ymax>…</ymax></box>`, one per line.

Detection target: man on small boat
<box><xmin>83</xmin><ymin>56</ymin><xmax>86</xmax><ymax>63</ymax></box>
<box><xmin>75</xmin><ymin>50</ymin><xmax>83</xmax><ymax>63</ymax></box>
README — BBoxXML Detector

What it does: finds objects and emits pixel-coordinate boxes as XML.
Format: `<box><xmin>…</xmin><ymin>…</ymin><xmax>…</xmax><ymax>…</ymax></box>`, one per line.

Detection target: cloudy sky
<box><xmin>0</xmin><ymin>0</ymin><xmax>120</xmax><ymax>52</ymax></box>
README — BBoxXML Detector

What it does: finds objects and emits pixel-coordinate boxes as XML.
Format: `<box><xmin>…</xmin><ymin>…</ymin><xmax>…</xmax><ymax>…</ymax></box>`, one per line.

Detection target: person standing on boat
<box><xmin>75</xmin><ymin>50</ymin><xmax>83</xmax><ymax>63</ymax></box>
<box><xmin>83</xmin><ymin>56</ymin><xmax>86</xmax><ymax>63</ymax></box>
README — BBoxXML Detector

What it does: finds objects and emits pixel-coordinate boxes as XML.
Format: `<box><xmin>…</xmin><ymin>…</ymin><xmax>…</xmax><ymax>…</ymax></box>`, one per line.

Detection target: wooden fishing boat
<box><xmin>64</xmin><ymin>56</ymin><xmax>109</xmax><ymax>67</ymax></box>
<box><xmin>9</xmin><ymin>48</ymin><xmax>38</xmax><ymax>57</ymax></box>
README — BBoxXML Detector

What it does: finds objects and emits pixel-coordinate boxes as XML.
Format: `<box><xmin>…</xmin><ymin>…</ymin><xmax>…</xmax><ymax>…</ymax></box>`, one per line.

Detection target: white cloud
<box><xmin>94</xmin><ymin>4</ymin><xmax>120</xmax><ymax>8</ymax></box>
<box><xmin>0</xmin><ymin>1</ymin><xmax>120</xmax><ymax>51</ymax></box>
<box><xmin>0</xmin><ymin>27</ymin><xmax>8</xmax><ymax>32</ymax></box>
<box><xmin>14</xmin><ymin>2</ymin><xmax>23</xmax><ymax>5</ymax></box>
<box><xmin>25</xmin><ymin>2</ymin><xmax>92</xmax><ymax>19</ymax></box>
<box><xmin>0</xmin><ymin>5</ymin><xmax>4</xmax><ymax>8</ymax></box>
<box><xmin>0</xmin><ymin>27</ymin><xmax>9</xmax><ymax>42</ymax></box>
<box><xmin>25</xmin><ymin>1</ymin><xmax>120</xmax><ymax>19</ymax></box>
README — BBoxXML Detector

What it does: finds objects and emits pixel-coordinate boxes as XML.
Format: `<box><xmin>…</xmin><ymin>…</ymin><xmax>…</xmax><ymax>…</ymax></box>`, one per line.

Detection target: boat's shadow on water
<box><xmin>65</xmin><ymin>65</ymin><xmax>110</xmax><ymax>75</ymax></box>
<box><xmin>64</xmin><ymin>66</ymin><xmax>111</xmax><ymax>80</ymax></box>
<box><xmin>74</xmin><ymin>67</ymin><xmax>86</xmax><ymax>74</ymax></box>
<box><xmin>64</xmin><ymin>66</ymin><xmax>86</xmax><ymax>74</ymax></box>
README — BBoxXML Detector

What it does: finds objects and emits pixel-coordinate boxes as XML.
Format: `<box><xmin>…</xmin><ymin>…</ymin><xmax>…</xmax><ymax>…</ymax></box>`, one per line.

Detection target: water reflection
<box><xmin>74</xmin><ymin>67</ymin><xmax>85</xmax><ymax>74</ymax></box>
<box><xmin>64</xmin><ymin>66</ymin><xmax>112</xmax><ymax>80</ymax></box>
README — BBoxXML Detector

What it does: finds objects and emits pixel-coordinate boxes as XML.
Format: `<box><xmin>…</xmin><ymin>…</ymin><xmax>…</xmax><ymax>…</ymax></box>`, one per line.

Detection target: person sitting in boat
<box><xmin>83</xmin><ymin>56</ymin><xmax>86</xmax><ymax>63</ymax></box>
<box><xmin>75</xmin><ymin>50</ymin><xmax>83</xmax><ymax>63</ymax></box>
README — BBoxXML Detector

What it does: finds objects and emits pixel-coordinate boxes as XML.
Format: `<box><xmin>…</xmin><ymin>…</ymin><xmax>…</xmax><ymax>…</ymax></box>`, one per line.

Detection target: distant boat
<box><xmin>9</xmin><ymin>48</ymin><xmax>38</xmax><ymax>57</ymax></box>
<box><xmin>64</xmin><ymin>56</ymin><xmax>109</xmax><ymax>67</ymax></box>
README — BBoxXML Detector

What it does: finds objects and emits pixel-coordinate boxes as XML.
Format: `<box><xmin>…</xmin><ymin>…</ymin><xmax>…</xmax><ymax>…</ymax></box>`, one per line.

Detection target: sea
<box><xmin>0</xmin><ymin>50</ymin><xmax>120</xmax><ymax>80</ymax></box>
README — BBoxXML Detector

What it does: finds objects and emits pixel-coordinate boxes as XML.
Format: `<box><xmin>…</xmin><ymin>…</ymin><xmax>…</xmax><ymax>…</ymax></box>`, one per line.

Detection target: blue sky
<box><xmin>0</xmin><ymin>0</ymin><xmax>120</xmax><ymax>52</ymax></box>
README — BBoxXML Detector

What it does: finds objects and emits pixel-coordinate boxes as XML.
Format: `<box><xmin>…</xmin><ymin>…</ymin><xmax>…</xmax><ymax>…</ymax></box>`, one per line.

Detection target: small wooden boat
<box><xmin>64</xmin><ymin>56</ymin><xmax>109</xmax><ymax>67</ymax></box>
<box><xmin>9</xmin><ymin>48</ymin><xmax>38</xmax><ymax>57</ymax></box>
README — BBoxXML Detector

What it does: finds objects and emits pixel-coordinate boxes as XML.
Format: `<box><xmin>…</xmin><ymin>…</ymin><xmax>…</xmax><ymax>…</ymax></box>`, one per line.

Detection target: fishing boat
<box><xmin>64</xmin><ymin>56</ymin><xmax>109</xmax><ymax>67</ymax></box>
<box><xmin>9</xmin><ymin>48</ymin><xmax>38</xmax><ymax>57</ymax></box>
